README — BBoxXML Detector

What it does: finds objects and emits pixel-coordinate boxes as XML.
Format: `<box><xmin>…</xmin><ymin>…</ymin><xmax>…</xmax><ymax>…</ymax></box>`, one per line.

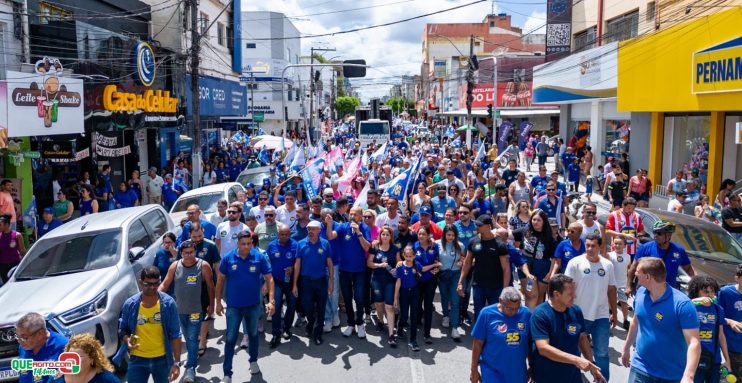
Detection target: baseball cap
<box><xmin>437</xmin><ymin>185</ymin><xmax>447</xmax><ymax>191</ymax></box>
<box><xmin>43</xmin><ymin>207</ymin><xmax>54</xmax><ymax>215</ymax></box>
<box><xmin>323</xmin><ymin>188</ymin><xmax>333</xmax><ymax>196</ymax></box>
<box><xmin>307</xmin><ymin>220</ymin><xmax>321</xmax><ymax>229</ymax></box>
<box><xmin>419</xmin><ymin>206</ymin><xmax>432</xmax><ymax>215</ymax></box>
<box><xmin>263</xmin><ymin>178</ymin><xmax>271</xmax><ymax>186</ymax></box>
<box><xmin>475</xmin><ymin>215</ymin><xmax>493</xmax><ymax>227</ymax></box>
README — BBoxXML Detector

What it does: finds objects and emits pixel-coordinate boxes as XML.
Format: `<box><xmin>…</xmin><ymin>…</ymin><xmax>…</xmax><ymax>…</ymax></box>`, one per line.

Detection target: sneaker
<box><xmin>375</xmin><ymin>321</ymin><xmax>384</xmax><ymax>332</ymax></box>
<box><xmin>333</xmin><ymin>314</ymin><xmax>340</xmax><ymax>327</ymax></box>
<box><xmin>294</xmin><ymin>315</ymin><xmax>307</xmax><ymax>328</ymax></box>
<box><xmin>282</xmin><ymin>329</ymin><xmax>292</xmax><ymax>340</ymax></box>
<box><xmin>364</xmin><ymin>315</ymin><xmax>372</xmax><ymax>324</ymax></box>
<box><xmin>409</xmin><ymin>341</ymin><xmax>420</xmax><ymax>352</ymax></box>
<box><xmin>183</xmin><ymin>368</ymin><xmax>195</xmax><ymax>383</ymax></box>
<box><xmin>269</xmin><ymin>336</ymin><xmax>280</xmax><ymax>349</ymax></box>
<box><xmin>388</xmin><ymin>334</ymin><xmax>397</xmax><ymax>348</ymax></box>
<box><xmin>396</xmin><ymin>327</ymin><xmax>406</xmax><ymax>339</ymax></box>
<box><xmin>424</xmin><ymin>335</ymin><xmax>432</xmax><ymax>344</ymax></box>
<box><xmin>314</xmin><ymin>336</ymin><xmax>323</xmax><ymax>345</ymax></box>
<box><xmin>223</xmin><ymin>376</ymin><xmax>232</xmax><ymax>383</ymax></box>
<box><xmin>342</xmin><ymin>325</ymin><xmax>355</xmax><ymax>337</ymax></box>
<box><xmin>249</xmin><ymin>361</ymin><xmax>260</xmax><ymax>375</ymax></box>
<box><xmin>323</xmin><ymin>322</ymin><xmax>333</xmax><ymax>333</ymax></box>
<box><xmin>451</xmin><ymin>327</ymin><xmax>462</xmax><ymax>341</ymax></box>
<box><xmin>623</xmin><ymin>320</ymin><xmax>630</xmax><ymax>331</ymax></box>
<box><xmin>441</xmin><ymin>316</ymin><xmax>450</xmax><ymax>328</ymax></box>
<box><xmin>240</xmin><ymin>335</ymin><xmax>249</xmax><ymax>349</ymax></box>
<box><xmin>357</xmin><ymin>324</ymin><xmax>367</xmax><ymax>339</ymax></box>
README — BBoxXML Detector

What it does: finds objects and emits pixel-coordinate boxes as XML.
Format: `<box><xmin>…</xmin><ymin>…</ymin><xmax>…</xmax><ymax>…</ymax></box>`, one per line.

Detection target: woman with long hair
<box><xmin>517</xmin><ymin>209</ymin><xmax>557</xmax><ymax>310</ymax></box>
<box><xmin>367</xmin><ymin>226</ymin><xmax>400</xmax><ymax>347</ymax></box>
<box><xmin>79</xmin><ymin>184</ymin><xmax>99</xmax><ymax>216</ymax></box>
<box><xmin>717</xmin><ymin>179</ymin><xmax>737</xmax><ymax>209</ymax></box>
<box><xmin>53</xmin><ymin>188</ymin><xmax>74</xmax><ymax>223</ymax></box>
<box><xmin>509</xmin><ymin>200</ymin><xmax>531</xmax><ymax>230</ymax></box>
<box><xmin>411</xmin><ymin>183</ymin><xmax>430</xmax><ymax>216</ymax></box>
<box><xmin>436</xmin><ymin>224</ymin><xmax>465</xmax><ymax>340</ymax></box>
<box><xmin>64</xmin><ymin>333</ymin><xmax>119</xmax><ymax>382</ymax></box>
<box><xmin>414</xmin><ymin>226</ymin><xmax>442</xmax><ymax>344</ymax></box>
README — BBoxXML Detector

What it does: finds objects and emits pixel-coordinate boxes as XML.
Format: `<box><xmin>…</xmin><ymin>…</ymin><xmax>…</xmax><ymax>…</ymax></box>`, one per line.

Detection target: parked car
<box><xmin>0</xmin><ymin>205</ymin><xmax>176</xmax><ymax>381</ymax></box>
<box><xmin>169</xmin><ymin>182</ymin><xmax>245</xmax><ymax>225</ymax></box>
<box><xmin>599</xmin><ymin>208</ymin><xmax>742</xmax><ymax>289</ymax></box>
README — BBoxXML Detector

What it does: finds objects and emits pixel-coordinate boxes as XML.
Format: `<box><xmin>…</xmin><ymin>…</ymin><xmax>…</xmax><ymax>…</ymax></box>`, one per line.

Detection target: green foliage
<box><xmin>335</xmin><ymin>96</ymin><xmax>361</xmax><ymax>118</ymax></box>
<box><xmin>386</xmin><ymin>97</ymin><xmax>415</xmax><ymax>114</ymax></box>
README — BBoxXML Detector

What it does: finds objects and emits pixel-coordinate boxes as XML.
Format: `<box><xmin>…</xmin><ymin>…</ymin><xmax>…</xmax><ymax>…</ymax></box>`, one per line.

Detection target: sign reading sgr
<box><xmin>693</xmin><ymin>36</ymin><xmax>742</xmax><ymax>94</ymax></box>
<box><xmin>102</xmin><ymin>85</ymin><xmax>178</xmax><ymax>113</ymax></box>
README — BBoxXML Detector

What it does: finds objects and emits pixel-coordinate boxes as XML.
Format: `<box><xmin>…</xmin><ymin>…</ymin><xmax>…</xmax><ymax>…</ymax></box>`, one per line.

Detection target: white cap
<box><xmin>307</xmin><ymin>220</ymin><xmax>321</xmax><ymax>228</ymax></box>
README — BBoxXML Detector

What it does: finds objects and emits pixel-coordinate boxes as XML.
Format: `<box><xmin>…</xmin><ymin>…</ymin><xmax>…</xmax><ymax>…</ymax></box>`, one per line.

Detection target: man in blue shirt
<box><xmin>431</xmin><ymin>185</ymin><xmax>457</xmax><ymax>222</ymax></box>
<box><xmin>292</xmin><ymin>221</ymin><xmax>334</xmax><ymax>345</ymax></box>
<box><xmin>326</xmin><ymin>207</ymin><xmax>371</xmax><ymax>338</ymax></box>
<box><xmin>216</xmin><ymin>232</ymin><xmax>275</xmax><ymax>379</ymax></box>
<box><xmin>178</xmin><ymin>205</ymin><xmax>217</xmax><ymax>245</ymax></box>
<box><xmin>161</xmin><ymin>174</ymin><xmax>180</xmax><ymax>212</ymax></box>
<box><xmin>266</xmin><ymin>225</ymin><xmax>298</xmax><ymax>348</ymax></box>
<box><xmin>538</xmin><ymin>182</ymin><xmax>565</xmax><ymax>228</ymax></box>
<box><xmin>36</xmin><ymin>208</ymin><xmax>62</xmax><ymax>239</ymax></box>
<box><xmin>621</xmin><ymin>257</ymin><xmax>701</xmax><ymax>382</ymax></box>
<box><xmin>530</xmin><ymin>274</ymin><xmax>604</xmax><ymax>383</ymax></box>
<box><xmin>627</xmin><ymin>220</ymin><xmax>695</xmax><ymax>294</ymax></box>
<box><xmin>551</xmin><ymin>223</ymin><xmax>585</xmax><ymax>274</ymax></box>
<box><xmin>718</xmin><ymin>265</ymin><xmax>742</xmax><ymax>377</ymax></box>
<box><xmin>530</xmin><ymin>166</ymin><xmax>550</xmax><ymax>195</ymax></box>
<box><xmin>15</xmin><ymin>312</ymin><xmax>68</xmax><ymax>383</ymax></box>
<box><xmin>470</xmin><ymin>287</ymin><xmax>531</xmax><ymax>383</ymax></box>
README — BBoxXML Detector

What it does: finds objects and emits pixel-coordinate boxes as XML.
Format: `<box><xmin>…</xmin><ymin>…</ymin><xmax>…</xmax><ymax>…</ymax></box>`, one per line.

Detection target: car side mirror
<box><xmin>128</xmin><ymin>247</ymin><xmax>146</xmax><ymax>262</ymax></box>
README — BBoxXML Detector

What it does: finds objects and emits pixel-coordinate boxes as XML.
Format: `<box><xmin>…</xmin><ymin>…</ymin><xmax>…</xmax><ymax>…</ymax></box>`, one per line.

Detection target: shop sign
<box><xmin>41</xmin><ymin>141</ymin><xmax>74</xmax><ymax>159</ymax></box>
<box><xmin>458</xmin><ymin>82</ymin><xmax>534</xmax><ymax>109</ymax></box>
<box><xmin>133</xmin><ymin>42</ymin><xmax>156</xmax><ymax>87</ymax></box>
<box><xmin>185</xmin><ymin>75</ymin><xmax>247</xmax><ymax>117</ymax></box>
<box><xmin>94</xmin><ymin>133</ymin><xmax>131</xmax><ymax>158</ymax></box>
<box><xmin>433</xmin><ymin>60</ymin><xmax>447</xmax><ymax>79</ymax></box>
<box><xmin>6</xmin><ymin>70</ymin><xmax>84</xmax><ymax>137</ymax></box>
<box><xmin>102</xmin><ymin>85</ymin><xmax>178</xmax><ymax>113</ymax></box>
<box><xmin>692</xmin><ymin>36</ymin><xmax>742</xmax><ymax>94</ymax></box>
<box><xmin>243</xmin><ymin>58</ymin><xmax>286</xmax><ymax>78</ymax></box>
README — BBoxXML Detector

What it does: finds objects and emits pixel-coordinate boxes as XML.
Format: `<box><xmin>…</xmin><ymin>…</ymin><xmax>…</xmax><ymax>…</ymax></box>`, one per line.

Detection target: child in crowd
<box><xmin>585</xmin><ymin>175</ymin><xmax>594</xmax><ymax>202</ymax></box>
<box><xmin>608</xmin><ymin>236</ymin><xmax>631</xmax><ymax>330</ymax></box>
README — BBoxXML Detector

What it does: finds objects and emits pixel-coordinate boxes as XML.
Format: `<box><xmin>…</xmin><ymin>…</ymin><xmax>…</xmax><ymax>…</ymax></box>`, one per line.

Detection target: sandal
<box><xmin>198</xmin><ymin>347</ymin><xmax>206</xmax><ymax>356</ymax></box>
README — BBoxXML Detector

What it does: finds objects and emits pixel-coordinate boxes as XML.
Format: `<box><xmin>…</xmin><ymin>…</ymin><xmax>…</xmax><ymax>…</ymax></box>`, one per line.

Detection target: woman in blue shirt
<box><xmin>367</xmin><ymin>226</ymin><xmax>399</xmax><ymax>347</ymax></box>
<box><xmin>113</xmin><ymin>182</ymin><xmax>138</xmax><ymax>209</ymax></box>
<box><xmin>414</xmin><ymin>226</ymin><xmax>442</xmax><ymax>344</ymax></box>
<box><xmin>688</xmin><ymin>275</ymin><xmax>733</xmax><ymax>383</ymax></box>
<box><xmin>154</xmin><ymin>233</ymin><xmax>178</xmax><ymax>297</ymax></box>
<box><xmin>435</xmin><ymin>225</ymin><xmax>465</xmax><ymax>340</ymax></box>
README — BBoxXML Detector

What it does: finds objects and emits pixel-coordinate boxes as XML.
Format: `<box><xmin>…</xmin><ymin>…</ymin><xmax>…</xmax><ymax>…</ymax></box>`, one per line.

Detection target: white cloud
<box><xmin>522</xmin><ymin>10</ymin><xmax>546</xmax><ymax>35</ymax></box>
<box><xmin>242</xmin><ymin>0</ymin><xmax>499</xmax><ymax>100</ymax></box>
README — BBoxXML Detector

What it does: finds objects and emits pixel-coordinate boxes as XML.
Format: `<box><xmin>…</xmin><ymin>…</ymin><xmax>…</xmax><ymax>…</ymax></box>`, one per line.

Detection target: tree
<box><xmin>386</xmin><ymin>97</ymin><xmax>416</xmax><ymax>116</ymax></box>
<box><xmin>335</xmin><ymin>96</ymin><xmax>360</xmax><ymax>118</ymax></box>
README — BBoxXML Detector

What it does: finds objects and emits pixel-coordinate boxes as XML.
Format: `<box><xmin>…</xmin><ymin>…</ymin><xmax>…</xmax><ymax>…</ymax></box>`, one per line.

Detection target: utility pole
<box><xmin>190</xmin><ymin>0</ymin><xmax>201</xmax><ymax>186</ymax></box>
<box><xmin>465</xmin><ymin>34</ymin><xmax>475</xmax><ymax>150</ymax></box>
<box><xmin>308</xmin><ymin>47</ymin><xmax>335</xmax><ymax>144</ymax></box>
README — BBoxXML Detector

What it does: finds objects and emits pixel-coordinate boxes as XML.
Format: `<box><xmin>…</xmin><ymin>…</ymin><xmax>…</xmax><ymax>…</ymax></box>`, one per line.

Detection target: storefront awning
<box><xmin>437</xmin><ymin>108</ymin><xmax>560</xmax><ymax>117</ymax></box>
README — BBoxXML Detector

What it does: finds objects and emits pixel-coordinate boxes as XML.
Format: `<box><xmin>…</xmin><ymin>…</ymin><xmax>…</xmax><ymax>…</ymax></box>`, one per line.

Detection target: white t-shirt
<box><xmin>565</xmin><ymin>255</ymin><xmax>616</xmax><ymax>321</ymax></box>
<box><xmin>203</xmin><ymin>171</ymin><xmax>216</xmax><ymax>186</ymax></box>
<box><xmin>608</xmin><ymin>251</ymin><xmax>630</xmax><ymax>288</ymax></box>
<box><xmin>216</xmin><ymin>221</ymin><xmax>248</xmax><ymax>256</ymax></box>
<box><xmin>668</xmin><ymin>198</ymin><xmax>684</xmax><ymax>212</ymax></box>
<box><xmin>209</xmin><ymin>212</ymin><xmax>228</xmax><ymax>228</ymax></box>
<box><xmin>249</xmin><ymin>206</ymin><xmax>268</xmax><ymax>224</ymax></box>
<box><xmin>146</xmin><ymin>175</ymin><xmax>164</xmax><ymax>198</ymax></box>
<box><xmin>579</xmin><ymin>220</ymin><xmax>602</xmax><ymax>241</ymax></box>
<box><xmin>375</xmin><ymin>213</ymin><xmax>400</xmax><ymax>233</ymax></box>
<box><xmin>276</xmin><ymin>205</ymin><xmax>298</xmax><ymax>229</ymax></box>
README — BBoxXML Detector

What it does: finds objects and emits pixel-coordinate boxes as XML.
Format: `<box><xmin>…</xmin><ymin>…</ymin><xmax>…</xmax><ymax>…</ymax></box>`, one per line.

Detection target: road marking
<box><xmin>409</xmin><ymin>354</ymin><xmax>425</xmax><ymax>383</ymax></box>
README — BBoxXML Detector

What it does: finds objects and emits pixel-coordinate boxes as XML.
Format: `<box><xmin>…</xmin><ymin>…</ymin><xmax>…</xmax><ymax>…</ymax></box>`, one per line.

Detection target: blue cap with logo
<box><xmin>419</xmin><ymin>206</ymin><xmax>432</xmax><ymax>215</ymax></box>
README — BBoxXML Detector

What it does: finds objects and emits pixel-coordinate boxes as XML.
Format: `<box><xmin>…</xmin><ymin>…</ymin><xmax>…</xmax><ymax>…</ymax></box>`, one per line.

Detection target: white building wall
<box><xmin>0</xmin><ymin>0</ymin><xmax>25</xmax><ymax>74</ymax></box>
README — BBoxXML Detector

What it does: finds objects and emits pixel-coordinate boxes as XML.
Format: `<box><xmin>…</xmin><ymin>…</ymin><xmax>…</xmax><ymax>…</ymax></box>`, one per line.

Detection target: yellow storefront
<box><xmin>618</xmin><ymin>6</ymin><xmax>742</xmax><ymax>199</ymax></box>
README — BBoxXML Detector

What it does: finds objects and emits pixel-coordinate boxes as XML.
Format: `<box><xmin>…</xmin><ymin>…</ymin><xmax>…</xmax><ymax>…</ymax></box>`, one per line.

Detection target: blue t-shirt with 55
<box><xmin>472</xmin><ymin>305</ymin><xmax>531</xmax><ymax>383</ymax></box>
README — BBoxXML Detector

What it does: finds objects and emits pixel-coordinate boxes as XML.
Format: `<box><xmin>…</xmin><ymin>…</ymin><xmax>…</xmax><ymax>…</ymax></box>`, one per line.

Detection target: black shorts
<box><xmin>629</xmin><ymin>191</ymin><xmax>649</xmax><ymax>202</ymax></box>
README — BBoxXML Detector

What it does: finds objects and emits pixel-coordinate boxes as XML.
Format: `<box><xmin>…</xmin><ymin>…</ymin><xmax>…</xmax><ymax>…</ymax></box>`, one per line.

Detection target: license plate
<box><xmin>0</xmin><ymin>368</ymin><xmax>18</xmax><ymax>379</ymax></box>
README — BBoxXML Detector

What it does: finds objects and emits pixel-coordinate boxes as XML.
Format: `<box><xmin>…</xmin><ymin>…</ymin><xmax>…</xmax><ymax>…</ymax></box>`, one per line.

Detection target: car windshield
<box><xmin>236</xmin><ymin>172</ymin><xmax>269</xmax><ymax>188</ymax></box>
<box><xmin>15</xmin><ymin>230</ymin><xmax>121</xmax><ymax>279</ymax></box>
<box><xmin>671</xmin><ymin>222</ymin><xmax>742</xmax><ymax>263</ymax></box>
<box><xmin>171</xmin><ymin>193</ymin><xmax>223</xmax><ymax>214</ymax></box>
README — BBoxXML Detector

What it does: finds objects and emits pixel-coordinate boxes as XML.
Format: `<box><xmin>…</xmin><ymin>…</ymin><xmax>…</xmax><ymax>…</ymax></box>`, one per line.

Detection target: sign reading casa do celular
<box><xmin>102</xmin><ymin>85</ymin><xmax>178</xmax><ymax>113</ymax></box>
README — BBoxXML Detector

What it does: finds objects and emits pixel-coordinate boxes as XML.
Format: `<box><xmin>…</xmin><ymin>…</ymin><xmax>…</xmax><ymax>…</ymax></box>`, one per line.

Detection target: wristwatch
<box><xmin>175</xmin><ymin>361</ymin><xmax>184</xmax><ymax>367</ymax></box>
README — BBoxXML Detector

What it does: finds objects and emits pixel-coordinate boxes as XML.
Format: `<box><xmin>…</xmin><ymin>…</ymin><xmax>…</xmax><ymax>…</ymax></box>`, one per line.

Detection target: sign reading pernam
<box><xmin>693</xmin><ymin>35</ymin><xmax>742</xmax><ymax>94</ymax></box>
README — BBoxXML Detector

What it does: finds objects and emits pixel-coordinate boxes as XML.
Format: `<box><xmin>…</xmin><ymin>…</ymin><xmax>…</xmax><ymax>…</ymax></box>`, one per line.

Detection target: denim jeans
<box><xmin>628</xmin><ymin>367</ymin><xmax>680</xmax><ymax>383</ymax></box>
<box><xmin>459</xmin><ymin>273</ymin><xmax>473</xmax><ymax>317</ymax></box>
<box><xmin>300</xmin><ymin>276</ymin><xmax>329</xmax><ymax>338</ymax></box>
<box><xmin>417</xmin><ymin>278</ymin><xmax>437</xmax><ymax>337</ymax></box>
<box><xmin>473</xmin><ymin>286</ymin><xmax>502</xmax><ymax>324</ymax></box>
<box><xmin>438</xmin><ymin>270</ymin><xmax>461</xmax><ymax>328</ymax></box>
<box><xmin>178</xmin><ymin>313</ymin><xmax>202</xmax><ymax>370</ymax></box>
<box><xmin>272</xmin><ymin>280</ymin><xmax>296</xmax><ymax>336</ymax></box>
<box><xmin>694</xmin><ymin>363</ymin><xmax>720</xmax><ymax>383</ymax></box>
<box><xmin>127</xmin><ymin>355</ymin><xmax>169</xmax><ymax>383</ymax></box>
<box><xmin>325</xmin><ymin>265</ymin><xmax>340</xmax><ymax>323</ymax></box>
<box><xmin>339</xmin><ymin>271</ymin><xmax>366</xmax><ymax>326</ymax></box>
<box><xmin>224</xmin><ymin>305</ymin><xmax>261</xmax><ymax>377</ymax></box>
<box><xmin>584</xmin><ymin>318</ymin><xmax>610</xmax><ymax>382</ymax></box>
<box><xmin>399</xmin><ymin>287</ymin><xmax>419</xmax><ymax>342</ymax></box>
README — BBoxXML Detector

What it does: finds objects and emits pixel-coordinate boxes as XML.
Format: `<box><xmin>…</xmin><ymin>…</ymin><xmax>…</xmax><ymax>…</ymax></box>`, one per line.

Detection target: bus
<box><xmin>358</xmin><ymin>119</ymin><xmax>390</xmax><ymax>148</ymax></box>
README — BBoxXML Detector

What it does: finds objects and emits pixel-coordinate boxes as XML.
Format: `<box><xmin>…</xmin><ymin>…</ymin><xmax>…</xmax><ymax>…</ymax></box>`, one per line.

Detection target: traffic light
<box><xmin>314</xmin><ymin>70</ymin><xmax>321</xmax><ymax>82</ymax></box>
<box><xmin>487</xmin><ymin>104</ymin><xmax>493</xmax><ymax>119</ymax></box>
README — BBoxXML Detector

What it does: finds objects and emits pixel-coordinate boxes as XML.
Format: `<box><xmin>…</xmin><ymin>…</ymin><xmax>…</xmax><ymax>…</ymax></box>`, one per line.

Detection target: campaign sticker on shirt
<box><xmin>473</xmin><ymin>243</ymin><xmax>482</xmax><ymax>251</ymax></box>
<box><xmin>199</xmin><ymin>249</ymin><xmax>207</xmax><ymax>257</ymax></box>
<box><xmin>231</xmin><ymin>264</ymin><xmax>237</xmax><ymax>270</ymax></box>
<box><xmin>583</xmin><ymin>268</ymin><xmax>591</xmax><ymax>274</ymax></box>
<box><xmin>617</xmin><ymin>255</ymin><xmax>624</xmax><ymax>263</ymax></box>
<box><xmin>517</xmin><ymin>322</ymin><xmax>525</xmax><ymax>330</ymax></box>
<box><xmin>673</xmin><ymin>252</ymin><xmax>680</xmax><ymax>258</ymax></box>
<box><xmin>186</xmin><ymin>275</ymin><xmax>198</xmax><ymax>285</ymax></box>
<box><xmin>565</xmin><ymin>251</ymin><xmax>571</xmax><ymax>257</ymax></box>
<box><xmin>394</xmin><ymin>243</ymin><xmax>401</xmax><ymax>248</ymax></box>
<box><xmin>655</xmin><ymin>312</ymin><xmax>664</xmax><ymax>321</ymax></box>
<box><xmin>274</xmin><ymin>252</ymin><xmax>280</xmax><ymax>258</ymax></box>
<box><xmin>9</xmin><ymin>241</ymin><xmax>15</xmax><ymax>248</ymax></box>
<box><xmin>189</xmin><ymin>313</ymin><xmax>200</xmax><ymax>323</ymax></box>
<box><xmin>505</xmin><ymin>332</ymin><xmax>521</xmax><ymax>346</ymax></box>
<box><xmin>345</xmin><ymin>234</ymin><xmax>352</xmax><ymax>241</ymax></box>
<box><xmin>318</xmin><ymin>248</ymin><xmax>324</xmax><ymax>254</ymax></box>
<box><xmin>220</xmin><ymin>230</ymin><xmax>227</xmax><ymax>238</ymax></box>
<box><xmin>153</xmin><ymin>312</ymin><xmax>162</xmax><ymax>323</ymax></box>
<box><xmin>428</xmin><ymin>249</ymin><xmax>434</xmax><ymax>254</ymax></box>
<box><xmin>249</xmin><ymin>265</ymin><xmax>257</xmax><ymax>273</ymax></box>
<box><xmin>735</xmin><ymin>301</ymin><xmax>742</xmax><ymax>311</ymax></box>
<box><xmin>137</xmin><ymin>314</ymin><xmax>146</xmax><ymax>325</ymax></box>
<box><xmin>496</xmin><ymin>322</ymin><xmax>507</xmax><ymax>333</ymax></box>
<box><xmin>597</xmin><ymin>268</ymin><xmax>606</xmax><ymax>277</ymax></box>
<box><xmin>566</xmin><ymin>324</ymin><xmax>578</xmax><ymax>335</ymax></box>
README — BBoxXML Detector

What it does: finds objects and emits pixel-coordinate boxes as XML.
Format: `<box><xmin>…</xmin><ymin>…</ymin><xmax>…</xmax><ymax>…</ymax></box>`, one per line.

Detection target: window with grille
<box><xmin>646</xmin><ymin>2</ymin><xmax>656</xmax><ymax>23</ymax></box>
<box><xmin>605</xmin><ymin>10</ymin><xmax>639</xmax><ymax>44</ymax></box>
<box><xmin>217</xmin><ymin>22</ymin><xmax>225</xmax><ymax>46</ymax></box>
<box><xmin>38</xmin><ymin>2</ymin><xmax>71</xmax><ymax>24</ymax></box>
<box><xmin>199</xmin><ymin>12</ymin><xmax>209</xmax><ymax>37</ymax></box>
<box><xmin>573</xmin><ymin>27</ymin><xmax>596</xmax><ymax>53</ymax></box>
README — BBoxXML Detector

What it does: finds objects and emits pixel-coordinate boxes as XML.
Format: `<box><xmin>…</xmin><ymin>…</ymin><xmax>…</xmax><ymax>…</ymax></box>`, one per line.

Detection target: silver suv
<box><xmin>0</xmin><ymin>205</ymin><xmax>176</xmax><ymax>381</ymax></box>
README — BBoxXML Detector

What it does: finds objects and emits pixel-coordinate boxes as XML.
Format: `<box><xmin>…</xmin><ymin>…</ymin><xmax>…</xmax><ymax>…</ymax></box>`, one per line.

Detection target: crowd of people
<box><xmin>6</xmin><ymin>119</ymin><xmax>742</xmax><ymax>383</ymax></box>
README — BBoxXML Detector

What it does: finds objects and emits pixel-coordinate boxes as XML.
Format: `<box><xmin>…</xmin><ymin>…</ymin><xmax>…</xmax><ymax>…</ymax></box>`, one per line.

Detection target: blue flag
<box><xmin>258</xmin><ymin>145</ymin><xmax>270</xmax><ymax>165</ymax></box>
<box><xmin>300</xmin><ymin>159</ymin><xmax>325</xmax><ymax>199</ymax></box>
<box><xmin>498</xmin><ymin>121</ymin><xmax>513</xmax><ymax>153</ymax></box>
<box><xmin>290</xmin><ymin>145</ymin><xmax>305</xmax><ymax>171</ymax></box>
<box><xmin>23</xmin><ymin>196</ymin><xmax>37</xmax><ymax>231</ymax></box>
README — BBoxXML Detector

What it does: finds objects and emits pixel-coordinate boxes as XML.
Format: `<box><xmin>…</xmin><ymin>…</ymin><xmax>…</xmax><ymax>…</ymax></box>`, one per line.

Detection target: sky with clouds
<box><xmin>243</xmin><ymin>0</ymin><xmax>546</xmax><ymax>101</ymax></box>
